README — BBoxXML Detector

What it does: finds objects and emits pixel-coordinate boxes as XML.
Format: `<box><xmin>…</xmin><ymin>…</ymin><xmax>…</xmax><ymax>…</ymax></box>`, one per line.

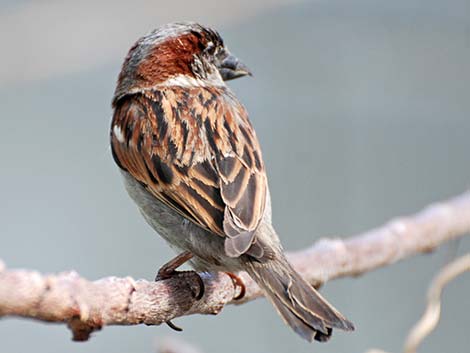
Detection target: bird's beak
<box><xmin>217</xmin><ymin>51</ymin><xmax>252</xmax><ymax>81</ymax></box>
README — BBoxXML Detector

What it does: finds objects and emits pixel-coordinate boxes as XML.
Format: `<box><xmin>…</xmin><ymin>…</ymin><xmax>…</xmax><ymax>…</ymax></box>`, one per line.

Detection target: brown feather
<box><xmin>111</xmin><ymin>86</ymin><xmax>267</xmax><ymax>256</ymax></box>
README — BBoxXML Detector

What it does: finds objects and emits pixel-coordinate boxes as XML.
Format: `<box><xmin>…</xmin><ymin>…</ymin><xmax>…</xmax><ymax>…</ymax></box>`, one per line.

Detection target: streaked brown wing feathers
<box><xmin>111</xmin><ymin>87</ymin><xmax>266</xmax><ymax>256</ymax></box>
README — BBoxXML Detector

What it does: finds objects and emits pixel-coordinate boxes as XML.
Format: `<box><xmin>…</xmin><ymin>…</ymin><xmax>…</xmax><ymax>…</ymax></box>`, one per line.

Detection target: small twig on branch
<box><xmin>365</xmin><ymin>253</ymin><xmax>470</xmax><ymax>353</ymax></box>
<box><xmin>403</xmin><ymin>253</ymin><xmax>470</xmax><ymax>353</ymax></box>
<box><xmin>1</xmin><ymin>190</ymin><xmax>469</xmax><ymax>341</ymax></box>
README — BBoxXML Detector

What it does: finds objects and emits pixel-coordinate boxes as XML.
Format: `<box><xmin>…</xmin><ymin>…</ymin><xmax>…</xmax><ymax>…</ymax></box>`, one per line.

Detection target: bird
<box><xmin>110</xmin><ymin>22</ymin><xmax>354</xmax><ymax>342</ymax></box>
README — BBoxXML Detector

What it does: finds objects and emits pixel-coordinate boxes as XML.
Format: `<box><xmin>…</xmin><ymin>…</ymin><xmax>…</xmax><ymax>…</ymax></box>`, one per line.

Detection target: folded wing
<box><xmin>111</xmin><ymin>86</ymin><xmax>267</xmax><ymax>258</ymax></box>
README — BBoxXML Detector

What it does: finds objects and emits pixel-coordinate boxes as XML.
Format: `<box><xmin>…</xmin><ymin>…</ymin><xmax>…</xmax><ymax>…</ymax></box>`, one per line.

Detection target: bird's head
<box><xmin>113</xmin><ymin>22</ymin><xmax>251</xmax><ymax>103</ymax></box>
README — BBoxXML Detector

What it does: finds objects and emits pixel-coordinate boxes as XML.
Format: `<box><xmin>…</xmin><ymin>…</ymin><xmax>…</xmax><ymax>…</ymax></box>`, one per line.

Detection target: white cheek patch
<box><xmin>163</xmin><ymin>74</ymin><xmax>207</xmax><ymax>87</ymax></box>
<box><xmin>163</xmin><ymin>73</ymin><xmax>225</xmax><ymax>87</ymax></box>
<box><xmin>113</xmin><ymin>125</ymin><xmax>125</xmax><ymax>143</ymax></box>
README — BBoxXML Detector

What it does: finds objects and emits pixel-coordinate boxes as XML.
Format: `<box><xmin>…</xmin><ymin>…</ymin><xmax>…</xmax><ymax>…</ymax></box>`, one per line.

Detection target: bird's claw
<box><xmin>156</xmin><ymin>269</ymin><xmax>205</xmax><ymax>300</ymax></box>
<box><xmin>225</xmin><ymin>272</ymin><xmax>246</xmax><ymax>300</ymax></box>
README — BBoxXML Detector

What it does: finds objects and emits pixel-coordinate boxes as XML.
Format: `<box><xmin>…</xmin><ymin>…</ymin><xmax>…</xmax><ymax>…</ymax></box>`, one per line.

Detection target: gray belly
<box><xmin>120</xmin><ymin>171</ymin><xmax>243</xmax><ymax>272</ymax></box>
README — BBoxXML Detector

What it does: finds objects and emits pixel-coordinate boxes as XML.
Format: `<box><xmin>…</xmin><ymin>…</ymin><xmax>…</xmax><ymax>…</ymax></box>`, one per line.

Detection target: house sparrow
<box><xmin>110</xmin><ymin>22</ymin><xmax>354</xmax><ymax>342</ymax></box>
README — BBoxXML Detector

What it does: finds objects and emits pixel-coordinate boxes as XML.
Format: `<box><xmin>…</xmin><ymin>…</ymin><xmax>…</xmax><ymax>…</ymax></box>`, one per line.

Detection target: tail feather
<box><xmin>270</xmin><ymin>293</ymin><xmax>327</xmax><ymax>341</ymax></box>
<box><xmin>245</xmin><ymin>256</ymin><xmax>354</xmax><ymax>342</ymax></box>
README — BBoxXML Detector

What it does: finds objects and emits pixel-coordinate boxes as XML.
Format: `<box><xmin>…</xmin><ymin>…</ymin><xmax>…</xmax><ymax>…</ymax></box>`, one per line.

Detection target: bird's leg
<box><xmin>156</xmin><ymin>250</ymin><xmax>194</xmax><ymax>279</ymax></box>
<box><xmin>155</xmin><ymin>251</ymin><xmax>205</xmax><ymax>332</ymax></box>
<box><xmin>225</xmin><ymin>272</ymin><xmax>246</xmax><ymax>300</ymax></box>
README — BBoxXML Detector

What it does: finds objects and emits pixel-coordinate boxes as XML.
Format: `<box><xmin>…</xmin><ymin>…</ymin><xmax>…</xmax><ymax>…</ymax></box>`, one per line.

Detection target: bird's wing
<box><xmin>111</xmin><ymin>86</ymin><xmax>267</xmax><ymax>257</ymax></box>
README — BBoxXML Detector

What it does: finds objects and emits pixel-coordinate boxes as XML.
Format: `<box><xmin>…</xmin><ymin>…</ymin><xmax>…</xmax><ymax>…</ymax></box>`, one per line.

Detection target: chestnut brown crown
<box><xmin>113</xmin><ymin>22</ymin><xmax>251</xmax><ymax>104</ymax></box>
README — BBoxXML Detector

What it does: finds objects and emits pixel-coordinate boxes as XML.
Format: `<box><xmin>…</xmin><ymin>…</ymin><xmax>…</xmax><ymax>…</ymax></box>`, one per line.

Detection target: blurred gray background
<box><xmin>1</xmin><ymin>0</ymin><xmax>469</xmax><ymax>352</ymax></box>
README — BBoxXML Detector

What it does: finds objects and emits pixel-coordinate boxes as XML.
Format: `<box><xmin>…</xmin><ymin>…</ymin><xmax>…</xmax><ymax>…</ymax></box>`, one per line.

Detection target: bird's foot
<box><xmin>156</xmin><ymin>270</ymin><xmax>204</xmax><ymax>332</ymax></box>
<box><xmin>225</xmin><ymin>272</ymin><xmax>246</xmax><ymax>300</ymax></box>
<box><xmin>154</xmin><ymin>251</ymin><xmax>205</xmax><ymax>332</ymax></box>
<box><xmin>156</xmin><ymin>269</ymin><xmax>205</xmax><ymax>300</ymax></box>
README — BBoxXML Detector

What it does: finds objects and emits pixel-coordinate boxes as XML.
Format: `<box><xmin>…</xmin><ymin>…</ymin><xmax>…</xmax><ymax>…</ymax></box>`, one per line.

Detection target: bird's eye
<box><xmin>205</xmin><ymin>42</ymin><xmax>216</xmax><ymax>55</ymax></box>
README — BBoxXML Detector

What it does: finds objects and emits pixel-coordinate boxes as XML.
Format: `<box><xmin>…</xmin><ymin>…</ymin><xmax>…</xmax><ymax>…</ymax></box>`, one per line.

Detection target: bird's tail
<box><xmin>244</xmin><ymin>254</ymin><xmax>354</xmax><ymax>342</ymax></box>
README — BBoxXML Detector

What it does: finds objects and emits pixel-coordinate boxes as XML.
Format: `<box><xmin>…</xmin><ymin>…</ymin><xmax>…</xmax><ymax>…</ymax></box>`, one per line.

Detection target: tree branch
<box><xmin>1</xmin><ymin>191</ymin><xmax>469</xmax><ymax>341</ymax></box>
